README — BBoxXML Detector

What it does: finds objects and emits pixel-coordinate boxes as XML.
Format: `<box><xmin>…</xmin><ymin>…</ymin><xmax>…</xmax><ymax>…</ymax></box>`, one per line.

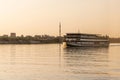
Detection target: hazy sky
<box><xmin>0</xmin><ymin>0</ymin><xmax>120</xmax><ymax>37</ymax></box>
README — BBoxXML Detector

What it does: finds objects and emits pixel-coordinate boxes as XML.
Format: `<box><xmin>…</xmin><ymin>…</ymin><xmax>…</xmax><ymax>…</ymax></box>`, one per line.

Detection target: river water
<box><xmin>0</xmin><ymin>44</ymin><xmax>120</xmax><ymax>80</ymax></box>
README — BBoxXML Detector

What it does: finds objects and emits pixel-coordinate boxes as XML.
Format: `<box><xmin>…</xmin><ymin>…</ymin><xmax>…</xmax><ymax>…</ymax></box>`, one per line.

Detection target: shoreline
<box><xmin>0</xmin><ymin>42</ymin><xmax>119</xmax><ymax>44</ymax></box>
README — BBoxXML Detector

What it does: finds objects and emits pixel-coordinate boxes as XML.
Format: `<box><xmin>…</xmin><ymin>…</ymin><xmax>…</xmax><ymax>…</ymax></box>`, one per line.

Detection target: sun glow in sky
<box><xmin>0</xmin><ymin>0</ymin><xmax>120</xmax><ymax>37</ymax></box>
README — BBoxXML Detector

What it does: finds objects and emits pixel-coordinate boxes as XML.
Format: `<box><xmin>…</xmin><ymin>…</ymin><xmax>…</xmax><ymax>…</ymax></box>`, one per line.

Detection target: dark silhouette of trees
<box><xmin>0</xmin><ymin>35</ymin><xmax>62</xmax><ymax>44</ymax></box>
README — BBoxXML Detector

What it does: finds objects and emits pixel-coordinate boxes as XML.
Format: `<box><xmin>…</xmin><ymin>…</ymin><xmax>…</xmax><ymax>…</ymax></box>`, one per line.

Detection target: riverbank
<box><xmin>0</xmin><ymin>39</ymin><xmax>62</xmax><ymax>44</ymax></box>
<box><xmin>0</xmin><ymin>34</ymin><xmax>63</xmax><ymax>44</ymax></box>
<box><xmin>0</xmin><ymin>36</ymin><xmax>119</xmax><ymax>44</ymax></box>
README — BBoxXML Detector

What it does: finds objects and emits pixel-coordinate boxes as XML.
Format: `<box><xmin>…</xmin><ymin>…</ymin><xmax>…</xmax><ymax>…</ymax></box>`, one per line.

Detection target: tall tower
<box><xmin>59</xmin><ymin>22</ymin><xmax>61</xmax><ymax>37</ymax></box>
<box><xmin>10</xmin><ymin>33</ymin><xmax>16</xmax><ymax>38</ymax></box>
<box><xmin>59</xmin><ymin>22</ymin><xmax>61</xmax><ymax>43</ymax></box>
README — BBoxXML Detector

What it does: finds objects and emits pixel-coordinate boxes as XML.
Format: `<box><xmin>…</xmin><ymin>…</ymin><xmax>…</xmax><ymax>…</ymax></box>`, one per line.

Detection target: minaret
<box><xmin>59</xmin><ymin>22</ymin><xmax>61</xmax><ymax>43</ymax></box>
<box><xmin>59</xmin><ymin>22</ymin><xmax>61</xmax><ymax>37</ymax></box>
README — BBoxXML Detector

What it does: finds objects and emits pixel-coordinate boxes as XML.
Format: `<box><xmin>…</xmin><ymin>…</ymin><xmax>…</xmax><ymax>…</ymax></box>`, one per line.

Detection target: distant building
<box><xmin>21</xmin><ymin>35</ymin><xmax>24</xmax><ymax>38</ymax></box>
<box><xmin>10</xmin><ymin>33</ymin><xmax>16</xmax><ymax>37</ymax></box>
<box><xmin>3</xmin><ymin>35</ymin><xmax>8</xmax><ymax>38</ymax></box>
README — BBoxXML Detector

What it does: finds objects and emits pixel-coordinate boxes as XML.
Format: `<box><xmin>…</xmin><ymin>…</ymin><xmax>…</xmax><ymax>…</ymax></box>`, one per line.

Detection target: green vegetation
<box><xmin>0</xmin><ymin>34</ymin><xmax>120</xmax><ymax>44</ymax></box>
<box><xmin>0</xmin><ymin>35</ymin><xmax>62</xmax><ymax>44</ymax></box>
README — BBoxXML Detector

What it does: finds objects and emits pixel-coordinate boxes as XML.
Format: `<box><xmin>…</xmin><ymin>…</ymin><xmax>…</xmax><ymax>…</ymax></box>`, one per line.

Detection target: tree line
<box><xmin>0</xmin><ymin>35</ymin><xmax>63</xmax><ymax>44</ymax></box>
<box><xmin>0</xmin><ymin>34</ymin><xmax>120</xmax><ymax>44</ymax></box>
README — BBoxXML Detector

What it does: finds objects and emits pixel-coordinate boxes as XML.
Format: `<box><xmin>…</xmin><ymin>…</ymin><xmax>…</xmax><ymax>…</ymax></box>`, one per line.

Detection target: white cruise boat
<box><xmin>64</xmin><ymin>33</ymin><xmax>109</xmax><ymax>47</ymax></box>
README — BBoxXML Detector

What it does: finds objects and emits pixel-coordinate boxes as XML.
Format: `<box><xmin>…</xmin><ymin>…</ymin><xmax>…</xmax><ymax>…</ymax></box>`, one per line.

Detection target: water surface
<box><xmin>0</xmin><ymin>44</ymin><xmax>120</xmax><ymax>80</ymax></box>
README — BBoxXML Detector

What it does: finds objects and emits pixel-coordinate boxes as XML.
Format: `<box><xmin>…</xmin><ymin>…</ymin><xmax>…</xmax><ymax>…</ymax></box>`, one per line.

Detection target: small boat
<box><xmin>64</xmin><ymin>33</ymin><xmax>109</xmax><ymax>47</ymax></box>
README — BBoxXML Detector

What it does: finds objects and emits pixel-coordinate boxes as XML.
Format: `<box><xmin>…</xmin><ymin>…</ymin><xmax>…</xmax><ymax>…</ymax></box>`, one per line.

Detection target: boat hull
<box><xmin>64</xmin><ymin>33</ymin><xmax>110</xmax><ymax>47</ymax></box>
<box><xmin>66</xmin><ymin>42</ymin><xmax>109</xmax><ymax>47</ymax></box>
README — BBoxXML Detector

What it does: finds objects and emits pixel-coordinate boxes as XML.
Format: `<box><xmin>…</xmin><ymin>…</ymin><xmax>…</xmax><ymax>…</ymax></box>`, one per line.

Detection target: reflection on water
<box><xmin>63</xmin><ymin>47</ymin><xmax>110</xmax><ymax>80</ymax></box>
<box><xmin>10</xmin><ymin>45</ymin><xmax>16</xmax><ymax>65</ymax></box>
<box><xmin>63</xmin><ymin>46</ymin><xmax>120</xmax><ymax>80</ymax></box>
<box><xmin>0</xmin><ymin>44</ymin><xmax>120</xmax><ymax>80</ymax></box>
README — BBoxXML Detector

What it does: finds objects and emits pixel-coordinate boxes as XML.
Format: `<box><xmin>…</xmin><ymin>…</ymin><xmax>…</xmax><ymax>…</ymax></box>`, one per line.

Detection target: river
<box><xmin>0</xmin><ymin>44</ymin><xmax>120</xmax><ymax>80</ymax></box>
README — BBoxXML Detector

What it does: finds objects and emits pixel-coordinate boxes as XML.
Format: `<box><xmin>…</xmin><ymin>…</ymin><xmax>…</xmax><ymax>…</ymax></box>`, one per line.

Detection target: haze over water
<box><xmin>0</xmin><ymin>0</ymin><xmax>120</xmax><ymax>37</ymax></box>
<box><xmin>0</xmin><ymin>44</ymin><xmax>120</xmax><ymax>80</ymax></box>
